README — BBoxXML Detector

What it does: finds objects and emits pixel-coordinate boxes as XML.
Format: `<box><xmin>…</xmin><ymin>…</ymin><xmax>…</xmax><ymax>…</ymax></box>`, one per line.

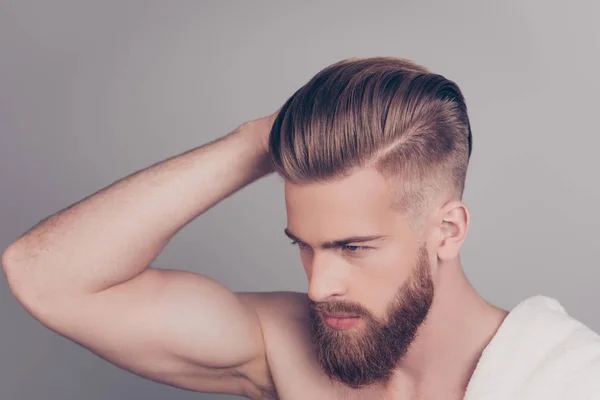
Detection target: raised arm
<box><xmin>1</xmin><ymin>113</ymin><xmax>279</xmax><ymax>397</ymax></box>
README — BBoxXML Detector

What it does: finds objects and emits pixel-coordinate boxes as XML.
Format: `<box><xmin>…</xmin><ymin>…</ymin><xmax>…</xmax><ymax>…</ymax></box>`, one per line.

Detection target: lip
<box><xmin>321</xmin><ymin>312</ymin><xmax>359</xmax><ymax>318</ymax></box>
<box><xmin>321</xmin><ymin>312</ymin><xmax>361</xmax><ymax>330</ymax></box>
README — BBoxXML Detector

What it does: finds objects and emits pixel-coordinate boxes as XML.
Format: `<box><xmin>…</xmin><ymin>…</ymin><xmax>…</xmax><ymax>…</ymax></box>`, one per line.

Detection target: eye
<box><xmin>290</xmin><ymin>241</ymin><xmax>370</xmax><ymax>254</ymax></box>
<box><xmin>342</xmin><ymin>245</ymin><xmax>369</xmax><ymax>253</ymax></box>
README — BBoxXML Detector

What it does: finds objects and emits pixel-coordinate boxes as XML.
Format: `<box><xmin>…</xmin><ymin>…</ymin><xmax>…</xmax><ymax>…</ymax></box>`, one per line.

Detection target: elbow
<box><xmin>2</xmin><ymin>242</ymin><xmax>22</xmax><ymax>289</ymax></box>
<box><xmin>2</xmin><ymin>242</ymin><xmax>43</xmax><ymax>310</ymax></box>
<box><xmin>2</xmin><ymin>242</ymin><xmax>78</xmax><ymax>319</ymax></box>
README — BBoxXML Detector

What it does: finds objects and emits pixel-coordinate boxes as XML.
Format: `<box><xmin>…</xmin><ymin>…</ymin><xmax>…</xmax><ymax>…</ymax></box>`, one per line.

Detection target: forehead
<box><xmin>284</xmin><ymin>167</ymin><xmax>413</xmax><ymax>241</ymax></box>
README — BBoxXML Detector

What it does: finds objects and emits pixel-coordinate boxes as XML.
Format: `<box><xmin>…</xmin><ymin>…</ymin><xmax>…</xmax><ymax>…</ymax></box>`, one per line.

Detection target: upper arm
<box><xmin>22</xmin><ymin>267</ymin><xmax>272</xmax><ymax>396</ymax></box>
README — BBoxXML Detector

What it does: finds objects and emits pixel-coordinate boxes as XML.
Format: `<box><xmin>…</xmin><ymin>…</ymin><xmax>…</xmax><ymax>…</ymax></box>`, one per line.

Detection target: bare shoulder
<box><xmin>236</xmin><ymin>291</ymin><xmax>311</xmax><ymax>349</ymax></box>
<box><xmin>237</xmin><ymin>291</ymin><xmax>310</xmax><ymax>322</ymax></box>
<box><xmin>237</xmin><ymin>291</ymin><xmax>312</xmax><ymax>350</ymax></box>
<box><xmin>236</xmin><ymin>291</ymin><xmax>332</xmax><ymax>399</ymax></box>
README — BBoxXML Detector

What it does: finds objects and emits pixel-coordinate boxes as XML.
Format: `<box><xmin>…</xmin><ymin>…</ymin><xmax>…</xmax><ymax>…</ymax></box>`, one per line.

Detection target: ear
<box><xmin>435</xmin><ymin>201</ymin><xmax>470</xmax><ymax>261</ymax></box>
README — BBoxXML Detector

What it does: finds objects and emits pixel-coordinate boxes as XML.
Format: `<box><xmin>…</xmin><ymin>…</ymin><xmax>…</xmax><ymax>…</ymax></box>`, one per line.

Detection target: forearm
<box><xmin>2</xmin><ymin>122</ymin><xmax>272</xmax><ymax>298</ymax></box>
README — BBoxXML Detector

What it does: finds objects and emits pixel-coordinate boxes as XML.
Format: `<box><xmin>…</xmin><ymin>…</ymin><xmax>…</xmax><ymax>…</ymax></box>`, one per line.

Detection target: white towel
<box><xmin>464</xmin><ymin>295</ymin><xmax>600</xmax><ymax>399</ymax></box>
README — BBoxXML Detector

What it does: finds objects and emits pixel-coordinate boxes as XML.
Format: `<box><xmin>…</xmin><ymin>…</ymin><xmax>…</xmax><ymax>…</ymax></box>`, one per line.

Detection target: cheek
<box><xmin>354</xmin><ymin>250</ymin><xmax>413</xmax><ymax>310</ymax></box>
<box><xmin>364</xmin><ymin>246</ymin><xmax>411</xmax><ymax>280</ymax></box>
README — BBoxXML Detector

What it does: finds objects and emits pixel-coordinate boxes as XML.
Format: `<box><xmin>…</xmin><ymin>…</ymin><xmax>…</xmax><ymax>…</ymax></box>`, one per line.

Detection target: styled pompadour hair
<box><xmin>268</xmin><ymin>57</ymin><xmax>473</xmax><ymax>228</ymax></box>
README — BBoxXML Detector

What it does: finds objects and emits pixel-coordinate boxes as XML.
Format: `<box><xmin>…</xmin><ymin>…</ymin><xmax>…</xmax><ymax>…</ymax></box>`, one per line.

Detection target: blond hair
<box><xmin>269</xmin><ymin>57</ymin><xmax>472</xmax><ymax>228</ymax></box>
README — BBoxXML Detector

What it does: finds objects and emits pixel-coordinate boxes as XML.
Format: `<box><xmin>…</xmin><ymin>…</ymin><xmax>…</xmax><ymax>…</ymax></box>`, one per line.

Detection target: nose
<box><xmin>306</xmin><ymin>252</ymin><xmax>349</xmax><ymax>303</ymax></box>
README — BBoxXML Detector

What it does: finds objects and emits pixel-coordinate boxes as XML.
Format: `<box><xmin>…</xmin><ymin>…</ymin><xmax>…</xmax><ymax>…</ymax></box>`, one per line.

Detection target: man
<box><xmin>2</xmin><ymin>57</ymin><xmax>600</xmax><ymax>399</ymax></box>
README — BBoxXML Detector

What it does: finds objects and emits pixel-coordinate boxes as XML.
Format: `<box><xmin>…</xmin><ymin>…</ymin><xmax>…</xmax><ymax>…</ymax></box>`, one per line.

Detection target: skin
<box><xmin>2</xmin><ymin>111</ymin><xmax>508</xmax><ymax>400</ymax></box>
<box><xmin>283</xmin><ymin>167</ymin><xmax>508</xmax><ymax>398</ymax></box>
<box><xmin>286</xmin><ymin>169</ymin><xmax>435</xmax><ymax>389</ymax></box>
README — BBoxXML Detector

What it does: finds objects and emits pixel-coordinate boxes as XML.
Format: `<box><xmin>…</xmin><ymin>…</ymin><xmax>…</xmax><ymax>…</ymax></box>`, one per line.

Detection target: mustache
<box><xmin>309</xmin><ymin>300</ymin><xmax>368</xmax><ymax>316</ymax></box>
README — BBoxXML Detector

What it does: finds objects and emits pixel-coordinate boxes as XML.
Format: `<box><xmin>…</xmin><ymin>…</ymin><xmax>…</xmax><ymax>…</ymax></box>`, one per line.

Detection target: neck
<box><xmin>384</xmin><ymin>257</ymin><xmax>508</xmax><ymax>398</ymax></box>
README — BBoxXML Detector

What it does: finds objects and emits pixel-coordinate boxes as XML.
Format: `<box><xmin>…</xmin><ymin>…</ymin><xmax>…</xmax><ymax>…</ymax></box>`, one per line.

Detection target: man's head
<box><xmin>269</xmin><ymin>57</ymin><xmax>472</xmax><ymax>388</ymax></box>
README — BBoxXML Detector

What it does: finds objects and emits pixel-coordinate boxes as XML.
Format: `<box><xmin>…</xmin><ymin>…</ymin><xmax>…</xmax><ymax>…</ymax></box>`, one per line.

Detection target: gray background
<box><xmin>1</xmin><ymin>0</ymin><xmax>599</xmax><ymax>399</ymax></box>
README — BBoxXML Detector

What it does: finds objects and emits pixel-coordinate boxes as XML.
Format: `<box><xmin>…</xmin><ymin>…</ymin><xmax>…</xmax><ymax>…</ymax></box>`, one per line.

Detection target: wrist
<box><xmin>234</xmin><ymin>121</ymin><xmax>275</xmax><ymax>176</ymax></box>
<box><xmin>239</xmin><ymin>119</ymin><xmax>271</xmax><ymax>156</ymax></box>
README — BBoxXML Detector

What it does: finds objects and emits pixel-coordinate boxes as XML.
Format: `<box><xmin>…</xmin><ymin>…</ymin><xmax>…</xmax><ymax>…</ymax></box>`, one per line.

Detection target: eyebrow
<box><xmin>284</xmin><ymin>228</ymin><xmax>388</xmax><ymax>249</ymax></box>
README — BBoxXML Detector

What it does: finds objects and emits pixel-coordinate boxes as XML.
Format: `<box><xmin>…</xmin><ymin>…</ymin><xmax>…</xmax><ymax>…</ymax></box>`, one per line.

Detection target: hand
<box><xmin>245</xmin><ymin>107</ymin><xmax>281</xmax><ymax>155</ymax></box>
